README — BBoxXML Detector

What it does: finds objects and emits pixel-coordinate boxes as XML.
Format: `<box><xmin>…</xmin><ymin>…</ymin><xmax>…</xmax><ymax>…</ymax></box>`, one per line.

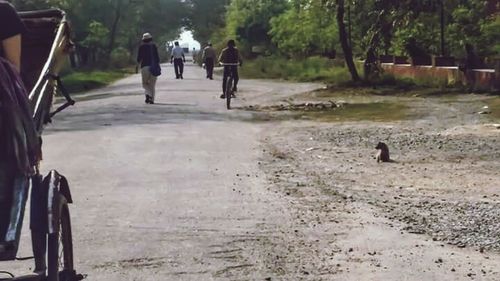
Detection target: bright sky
<box><xmin>178</xmin><ymin>30</ymin><xmax>201</xmax><ymax>50</ymax></box>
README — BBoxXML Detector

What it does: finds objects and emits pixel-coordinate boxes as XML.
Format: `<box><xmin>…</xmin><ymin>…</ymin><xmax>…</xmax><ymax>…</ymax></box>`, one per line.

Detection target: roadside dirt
<box><xmin>246</xmin><ymin>89</ymin><xmax>500</xmax><ymax>280</ymax></box>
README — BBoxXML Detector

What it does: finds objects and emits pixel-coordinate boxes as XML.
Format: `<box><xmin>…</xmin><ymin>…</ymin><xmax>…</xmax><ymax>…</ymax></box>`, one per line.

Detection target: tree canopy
<box><xmin>10</xmin><ymin>0</ymin><xmax>499</xmax><ymax>72</ymax></box>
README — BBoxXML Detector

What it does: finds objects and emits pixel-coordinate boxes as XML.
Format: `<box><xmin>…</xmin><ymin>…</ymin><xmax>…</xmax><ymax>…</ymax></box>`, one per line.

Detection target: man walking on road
<box><xmin>170</xmin><ymin>41</ymin><xmax>185</xmax><ymax>79</ymax></box>
<box><xmin>137</xmin><ymin>33</ymin><xmax>160</xmax><ymax>104</ymax></box>
<box><xmin>202</xmin><ymin>42</ymin><xmax>216</xmax><ymax>80</ymax></box>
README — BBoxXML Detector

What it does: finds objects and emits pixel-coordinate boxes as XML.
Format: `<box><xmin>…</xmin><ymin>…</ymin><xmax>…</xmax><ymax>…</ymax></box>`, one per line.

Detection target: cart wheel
<box><xmin>47</xmin><ymin>197</ymin><xmax>74</xmax><ymax>281</ymax></box>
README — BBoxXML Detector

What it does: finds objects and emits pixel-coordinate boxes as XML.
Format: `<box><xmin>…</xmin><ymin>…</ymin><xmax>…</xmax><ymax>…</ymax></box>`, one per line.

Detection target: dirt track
<box><xmin>3</xmin><ymin>64</ymin><xmax>499</xmax><ymax>280</ymax></box>
<box><xmin>253</xmin><ymin>90</ymin><xmax>500</xmax><ymax>280</ymax></box>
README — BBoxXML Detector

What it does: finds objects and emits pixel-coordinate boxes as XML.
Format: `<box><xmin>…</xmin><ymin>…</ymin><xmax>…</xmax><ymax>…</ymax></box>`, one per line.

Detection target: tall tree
<box><xmin>336</xmin><ymin>0</ymin><xmax>359</xmax><ymax>81</ymax></box>
<box><xmin>184</xmin><ymin>0</ymin><xmax>228</xmax><ymax>44</ymax></box>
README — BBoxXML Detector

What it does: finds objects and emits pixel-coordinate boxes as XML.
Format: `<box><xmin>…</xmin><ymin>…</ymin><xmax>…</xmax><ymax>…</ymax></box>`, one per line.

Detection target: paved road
<box><xmin>9</xmin><ymin>63</ymin><xmax>320</xmax><ymax>280</ymax></box>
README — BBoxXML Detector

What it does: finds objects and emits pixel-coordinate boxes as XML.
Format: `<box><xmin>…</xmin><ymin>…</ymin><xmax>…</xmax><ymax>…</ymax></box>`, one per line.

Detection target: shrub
<box><xmin>110</xmin><ymin>47</ymin><xmax>132</xmax><ymax>68</ymax></box>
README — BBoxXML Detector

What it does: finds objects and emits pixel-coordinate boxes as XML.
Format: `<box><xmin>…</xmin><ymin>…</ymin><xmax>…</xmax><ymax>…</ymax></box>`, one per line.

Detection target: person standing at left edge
<box><xmin>137</xmin><ymin>33</ymin><xmax>160</xmax><ymax>104</ymax></box>
<box><xmin>170</xmin><ymin>41</ymin><xmax>185</xmax><ymax>79</ymax></box>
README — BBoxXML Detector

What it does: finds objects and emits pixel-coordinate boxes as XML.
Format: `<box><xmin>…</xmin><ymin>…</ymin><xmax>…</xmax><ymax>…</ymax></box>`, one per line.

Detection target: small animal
<box><xmin>375</xmin><ymin>142</ymin><xmax>390</xmax><ymax>163</ymax></box>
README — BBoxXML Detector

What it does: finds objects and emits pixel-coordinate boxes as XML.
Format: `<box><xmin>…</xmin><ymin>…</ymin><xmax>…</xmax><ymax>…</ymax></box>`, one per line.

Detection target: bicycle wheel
<box><xmin>226</xmin><ymin>76</ymin><xmax>233</xmax><ymax>110</ymax></box>
<box><xmin>47</xmin><ymin>197</ymin><xmax>74</xmax><ymax>281</ymax></box>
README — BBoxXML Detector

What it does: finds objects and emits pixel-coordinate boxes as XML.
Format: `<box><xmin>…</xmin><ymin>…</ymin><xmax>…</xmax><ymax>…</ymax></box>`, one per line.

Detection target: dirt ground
<box><xmin>4</xmin><ymin>64</ymin><xmax>498</xmax><ymax>280</ymax></box>
<box><xmin>244</xmin><ymin>89</ymin><xmax>500</xmax><ymax>280</ymax></box>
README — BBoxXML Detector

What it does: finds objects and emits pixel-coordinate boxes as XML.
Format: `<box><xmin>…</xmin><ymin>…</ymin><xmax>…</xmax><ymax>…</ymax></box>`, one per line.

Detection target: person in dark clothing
<box><xmin>363</xmin><ymin>47</ymin><xmax>379</xmax><ymax>81</ymax></box>
<box><xmin>137</xmin><ymin>32</ymin><xmax>160</xmax><ymax>104</ymax></box>
<box><xmin>218</xmin><ymin>39</ymin><xmax>243</xmax><ymax>99</ymax></box>
<box><xmin>202</xmin><ymin>42</ymin><xmax>216</xmax><ymax>80</ymax></box>
<box><xmin>462</xmin><ymin>43</ymin><xmax>483</xmax><ymax>92</ymax></box>
<box><xmin>0</xmin><ymin>1</ymin><xmax>38</xmax><ymax>252</ymax></box>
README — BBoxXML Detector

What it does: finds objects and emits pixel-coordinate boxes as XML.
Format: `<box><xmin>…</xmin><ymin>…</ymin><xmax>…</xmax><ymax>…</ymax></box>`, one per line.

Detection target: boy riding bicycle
<box><xmin>218</xmin><ymin>39</ymin><xmax>243</xmax><ymax>99</ymax></box>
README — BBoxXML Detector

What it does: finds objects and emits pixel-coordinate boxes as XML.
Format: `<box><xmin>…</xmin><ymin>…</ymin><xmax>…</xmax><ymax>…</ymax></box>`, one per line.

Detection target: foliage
<box><xmin>12</xmin><ymin>0</ymin><xmax>188</xmax><ymax>67</ymax></box>
<box><xmin>225</xmin><ymin>0</ymin><xmax>288</xmax><ymax>55</ymax></box>
<box><xmin>62</xmin><ymin>69</ymin><xmax>132</xmax><ymax>93</ymax></box>
<box><xmin>183</xmin><ymin>0</ymin><xmax>228</xmax><ymax>45</ymax></box>
<box><xmin>269</xmin><ymin>0</ymin><xmax>338</xmax><ymax>57</ymax></box>
<box><xmin>12</xmin><ymin>0</ymin><xmax>499</xmax><ymax>83</ymax></box>
<box><xmin>80</xmin><ymin>21</ymin><xmax>109</xmax><ymax>52</ymax></box>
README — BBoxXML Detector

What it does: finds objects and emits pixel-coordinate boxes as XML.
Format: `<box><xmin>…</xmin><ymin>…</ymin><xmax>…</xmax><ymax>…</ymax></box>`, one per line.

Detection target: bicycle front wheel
<box><xmin>47</xmin><ymin>197</ymin><xmax>74</xmax><ymax>281</ymax></box>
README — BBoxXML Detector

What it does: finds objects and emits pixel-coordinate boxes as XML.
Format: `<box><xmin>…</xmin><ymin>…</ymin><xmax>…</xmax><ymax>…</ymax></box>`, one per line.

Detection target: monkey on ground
<box><xmin>375</xmin><ymin>142</ymin><xmax>390</xmax><ymax>163</ymax></box>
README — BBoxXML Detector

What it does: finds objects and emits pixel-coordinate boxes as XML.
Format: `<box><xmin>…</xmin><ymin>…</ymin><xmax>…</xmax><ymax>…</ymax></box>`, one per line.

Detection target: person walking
<box><xmin>202</xmin><ymin>42</ymin><xmax>216</xmax><ymax>80</ymax></box>
<box><xmin>136</xmin><ymin>32</ymin><xmax>160</xmax><ymax>104</ymax></box>
<box><xmin>170</xmin><ymin>41</ymin><xmax>185</xmax><ymax>79</ymax></box>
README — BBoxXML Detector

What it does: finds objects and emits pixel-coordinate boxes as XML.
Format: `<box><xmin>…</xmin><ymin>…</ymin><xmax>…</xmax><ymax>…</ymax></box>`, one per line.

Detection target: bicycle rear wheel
<box><xmin>225</xmin><ymin>76</ymin><xmax>233</xmax><ymax>110</ymax></box>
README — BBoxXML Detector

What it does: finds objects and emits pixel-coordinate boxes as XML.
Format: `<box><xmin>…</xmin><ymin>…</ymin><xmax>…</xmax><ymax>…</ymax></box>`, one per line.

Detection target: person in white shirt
<box><xmin>170</xmin><ymin>41</ymin><xmax>185</xmax><ymax>79</ymax></box>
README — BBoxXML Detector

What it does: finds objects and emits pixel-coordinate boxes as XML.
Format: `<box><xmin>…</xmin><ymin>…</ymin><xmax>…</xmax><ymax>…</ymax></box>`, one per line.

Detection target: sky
<box><xmin>178</xmin><ymin>30</ymin><xmax>201</xmax><ymax>50</ymax></box>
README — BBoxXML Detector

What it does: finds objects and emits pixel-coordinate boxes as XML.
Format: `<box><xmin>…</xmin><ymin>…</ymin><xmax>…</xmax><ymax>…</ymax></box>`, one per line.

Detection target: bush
<box><xmin>110</xmin><ymin>47</ymin><xmax>132</xmax><ymax>68</ymax></box>
<box><xmin>62</xmin><ymin>69</ymin><xmax>131</xmax><ymax>93</ymax></box>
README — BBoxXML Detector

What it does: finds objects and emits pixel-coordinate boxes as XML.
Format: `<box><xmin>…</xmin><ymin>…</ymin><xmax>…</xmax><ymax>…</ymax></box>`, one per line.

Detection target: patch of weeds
<box><xmin>62</xmin><ymin>68</ymin><xmax>133</xmax><ymax>94</ymax></box>
<box><xmin>301</xmin><ymin>102</ymin><xmax>411</xmax><ymax>122</ymax></box>
<box><xmin>485</xmin><ymin>97</ymin><xmax>500</xmax><ymax>120</ymax></box>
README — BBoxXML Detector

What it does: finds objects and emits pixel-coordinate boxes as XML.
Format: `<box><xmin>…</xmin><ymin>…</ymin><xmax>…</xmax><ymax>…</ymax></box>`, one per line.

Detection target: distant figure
<box><xmin>463</xmin><ymin>43</ymin><xmax>482</xmax><ymax>92</ymax></box>
<box><xmin>218</xmin><ymin>39</ymin><xmax>243</xmax><ymax>99</ymax></box>
<box><xmin>170</xmin><ymin>41</ymin><xmax>185</xmax><ymax>79</ymax></box>
<box><xmin>404</xmin><ymin>37</ymin><xmax>430</xmax><ymax>64</ymax></box>
<box><xmin>363</xmin><ymin>47</ymin><xmax>378</xmax><ymax>81</ymax></box>
<box><xmin>375</xmin><ymin>142</ymin><xmax>390</xmax><ymax>163</ymax></box>
<box><xmin>202</xmin><ymin>42</ymin><xmax>216</xmax><ymax>80</ymax></box>
<box><xmin>192</xmin><ymin>47</ymin><xmax>197</xmax><ymax>63</ymax></box>
<box><xmin>137</xmin><ymin>32</ymin><xmax>160</xmax><ymax>104</ymax></box>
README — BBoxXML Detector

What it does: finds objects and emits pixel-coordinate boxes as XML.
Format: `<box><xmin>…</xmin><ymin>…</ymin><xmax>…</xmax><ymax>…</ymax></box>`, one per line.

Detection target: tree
<box><xmin>225</xmin><ymin>0</ymin><xmax>288</xmax><ymax>54</ymax></box>
<box><xmin>336</xmin><ymin>0</ymin><xmax>360</xmax><ymax>81</ymax></box>
<box><xmin>270</xmin><ymin>0</ymin><xmax>339</xmax><ymax>58</ymax></box>
<box><xmin>184</xmin><ymin>0</ymin><xmax>228</xmax><ymax>44</ymax></box>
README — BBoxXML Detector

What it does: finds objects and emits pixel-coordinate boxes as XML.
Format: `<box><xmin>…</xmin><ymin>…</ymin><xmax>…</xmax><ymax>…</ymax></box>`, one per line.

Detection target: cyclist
<box><xmin>218</xmin><ymin>39</ymin><xmax>242</xmax><ymax>99</ymax></box>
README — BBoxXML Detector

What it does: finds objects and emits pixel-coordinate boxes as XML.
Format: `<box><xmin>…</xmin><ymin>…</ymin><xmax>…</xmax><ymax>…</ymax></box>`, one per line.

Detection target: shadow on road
<box><xmin>44</xmin><ymin>102</ymin><xmax>259</xmax><ymax>134</ymax></box>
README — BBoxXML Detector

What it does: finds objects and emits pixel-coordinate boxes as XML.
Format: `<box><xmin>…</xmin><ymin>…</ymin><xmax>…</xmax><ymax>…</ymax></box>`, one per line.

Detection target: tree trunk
<box><xmin>107</xmin><ymin>0</ymin><xmax>123</xmax><ymax>56</ymax></box>
<box><xmin>336</xmin><ymin>0</ymin><xmax>360</xmax><ymax>81</ymax></box>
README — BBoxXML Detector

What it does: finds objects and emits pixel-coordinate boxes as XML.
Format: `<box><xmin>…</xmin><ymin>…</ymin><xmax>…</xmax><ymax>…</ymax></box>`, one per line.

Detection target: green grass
<box><xmin>302</xmin><ymin>102</ymin><xmax>410</xmax><ymax>122</ymax></box>
<box><xmin>240</xmin><ymin>56</ymin><xmax>351</xmax><ymax>84</ymax></box>
<box><xmin>62</xmin><ymin>68</ymin><xmax>133</xmax><ymax>94</ymax></box>
<box><xmin>486</xmin><ymin>97</ymin><xmax>500</xmax><ymax>120</ymax></box>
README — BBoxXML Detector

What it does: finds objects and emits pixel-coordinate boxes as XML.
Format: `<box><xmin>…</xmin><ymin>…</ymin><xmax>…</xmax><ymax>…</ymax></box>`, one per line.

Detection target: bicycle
<box><xmin>220</xmin><ymin>63</ymin><xmax>239</xmax><ymax>110</ymax></box>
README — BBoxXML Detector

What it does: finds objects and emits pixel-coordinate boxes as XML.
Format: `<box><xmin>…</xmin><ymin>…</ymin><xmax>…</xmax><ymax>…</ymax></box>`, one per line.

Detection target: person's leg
<box><xmin>179</xmin><ymin>61</ymin><xmax>184</xmax><ymax>79</ymax></box>
<box><xmin>174</xmin><ymin>59</ymin><xmax>180</xmax><ymax>78</ymax></box>
<box><xmin>221</xmin><ymin>66</ymin><xmax>229</xmax><ymax>98</ymax></box>
<box><xmin>232</xmin><ymin>66</ymin><xmax>239</xmax><ymax>92</ymax></box>
<box><xmin>141</xmin><ymin>67</ymin><xmax>151</xmax><ymax>103</ymax></box>
<box><xmin>150</xmin><ymin>75</ymin><xmax>157</xmax><ymax>103</ymax></box>
<box><xmin>0</xmin><ymin>160</ymin><xmax>13</xmax><ymax>238</ymax></box>
<box><xmin>4</xmin><ymin>176</ymin><xmax>28</xmax><ymax>243</ymax></box>
<box><xmin>207</xmin><ymin>59</ymin><xmax>214</xmax><ymax>79</ymax></box>
<box><xmin>204</xmin><ymin>59</ymin><xmax>209</xmax><ymax>78</ymax></box>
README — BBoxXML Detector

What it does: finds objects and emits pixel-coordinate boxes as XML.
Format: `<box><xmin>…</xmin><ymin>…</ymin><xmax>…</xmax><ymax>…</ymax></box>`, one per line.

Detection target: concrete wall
<box><xmin>380</xmin><ymin>63</ymin><xmax>499</xmax><ymax>91</ymax></box>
